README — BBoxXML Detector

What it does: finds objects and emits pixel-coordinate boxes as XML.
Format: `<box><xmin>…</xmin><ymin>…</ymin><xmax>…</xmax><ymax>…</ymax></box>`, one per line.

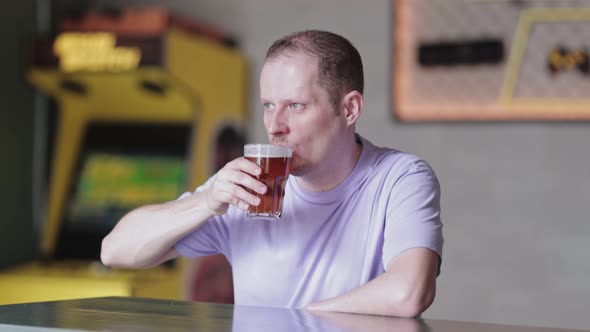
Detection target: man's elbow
<box><xmin>100</xmin><ymin>236</ymin><xmax>117</xmax><ymax>267</ymax></box>
<box><xmin>100</xmin><ymin>236</ymin><xmax>131</xmax><ymax>268</ymax></box>
<box><xmin>99</xmin><ymin>208</ymin><xmax>150</xmax><ymax>268</ymax></box>
<box><xmin>388</xmin><ymin>287</ymin><xmax>435</xmax><ymax>318</ymax></box>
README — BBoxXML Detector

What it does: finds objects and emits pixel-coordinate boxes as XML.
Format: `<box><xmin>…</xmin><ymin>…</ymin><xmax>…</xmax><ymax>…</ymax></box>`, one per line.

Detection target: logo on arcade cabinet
<box><xmin>53</xmin><ymin>32</ymin><xmax>141</xmax><ymax>72</ymax></box>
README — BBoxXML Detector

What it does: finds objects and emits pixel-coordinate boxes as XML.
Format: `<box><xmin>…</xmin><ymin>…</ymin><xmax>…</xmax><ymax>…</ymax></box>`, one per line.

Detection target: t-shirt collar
<box><xmin>289</xmin><ymin>134</ymin><xmax>372</xmax><ymax>204</ymax></box>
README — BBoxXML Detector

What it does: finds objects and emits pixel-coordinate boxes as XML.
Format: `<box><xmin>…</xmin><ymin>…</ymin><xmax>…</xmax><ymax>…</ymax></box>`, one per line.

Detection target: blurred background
<box><xmin>1</xmin><ymin>0</ymin><xmax>589</xmax><ymax>330</ymax></box>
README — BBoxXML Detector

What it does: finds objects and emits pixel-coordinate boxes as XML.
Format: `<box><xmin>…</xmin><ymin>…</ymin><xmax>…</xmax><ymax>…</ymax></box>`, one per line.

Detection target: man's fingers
<box><xmin>229</xmin><ymin>170</ymin><xmax>267</xmax><ymax>194</ymax></box>
<box><xmin>228</xmin><ymin>157</ymin><xmax>262</xmax><ymax>177</ymax></box>
<box><xmin>224</xmin><ymin>157</ymin><xmax>266</xmax><ymax>194</ymax></box>
<box><xmin>207</xmin><ymin>156</ymin><xmax>266</xmax><ymax>215</ymax></box>
<box><xmin>214</xmin><ymin>191</ymin><xmax>249</xmax><ymax>211</ymax></box>
<box><xmin>215</xmin><ymin>186</ymin><xmax>260</xmax><ymax>210</ymax></box>
<box><xmin>217</xmin><ymin>165</ymin><xmax>266</xmax><ymax>195</ymax></box>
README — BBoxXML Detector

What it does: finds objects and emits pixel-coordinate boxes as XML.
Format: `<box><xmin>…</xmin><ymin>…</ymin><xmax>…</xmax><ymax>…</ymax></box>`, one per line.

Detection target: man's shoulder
<box><xmin>363</xmin><ymin>139</ymin><xmax>430</xmax><ymax>174</ymax></box>
<box><xmin>357</xmin><ymin>139</ymin><xmax>438</xmax><ymax>195</ymax></box>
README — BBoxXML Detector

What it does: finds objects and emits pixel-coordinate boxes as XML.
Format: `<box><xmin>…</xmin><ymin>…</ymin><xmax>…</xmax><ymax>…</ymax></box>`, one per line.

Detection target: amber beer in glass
<box><xmin>244</xmin><ymin>144</ymin><xmax>292</xmax><ymax>219</ymax></box>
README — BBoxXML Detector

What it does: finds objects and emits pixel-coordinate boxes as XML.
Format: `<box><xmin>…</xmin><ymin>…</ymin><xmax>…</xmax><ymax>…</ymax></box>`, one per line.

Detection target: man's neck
<box><xmin>296</xmin><ymin>135</ymin><xmax>362</xmax><ymax>192</ymax></box>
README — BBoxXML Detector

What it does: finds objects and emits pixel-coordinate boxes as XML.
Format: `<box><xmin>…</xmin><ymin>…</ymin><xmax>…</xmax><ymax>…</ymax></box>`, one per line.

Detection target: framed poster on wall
<box><xmin>394</xmin><ymin>0</ymin><xmax>590</xmax><ymax>121</ymax></box>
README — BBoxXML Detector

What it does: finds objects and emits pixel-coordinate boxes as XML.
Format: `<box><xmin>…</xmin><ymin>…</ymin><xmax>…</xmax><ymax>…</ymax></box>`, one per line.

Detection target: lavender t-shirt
<box><xmin>175</xmin><ymin>136</ymin><xmax>443</xmax><ymax>308</ymax></box>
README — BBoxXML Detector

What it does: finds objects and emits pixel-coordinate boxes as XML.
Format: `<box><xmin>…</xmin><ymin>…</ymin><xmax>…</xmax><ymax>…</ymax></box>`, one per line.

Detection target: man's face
<box><xmin>260</xmin><ymin>53</ymin><xmax>345</xmax><ymax>177</ymax></box>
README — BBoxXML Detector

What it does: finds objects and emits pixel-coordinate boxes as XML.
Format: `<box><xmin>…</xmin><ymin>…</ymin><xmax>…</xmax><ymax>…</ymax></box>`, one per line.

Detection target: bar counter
<box><xmin>0</xmin><ymin>296</ymin><xmax>584</xmax><ymax>332</ymax></box>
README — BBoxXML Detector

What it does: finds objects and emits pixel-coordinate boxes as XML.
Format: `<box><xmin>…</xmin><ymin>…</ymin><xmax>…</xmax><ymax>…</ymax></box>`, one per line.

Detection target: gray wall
<box><xmin>95</xmin><ymin>0</ymin><xmax>590</xmax><ymax>329</ymax></box>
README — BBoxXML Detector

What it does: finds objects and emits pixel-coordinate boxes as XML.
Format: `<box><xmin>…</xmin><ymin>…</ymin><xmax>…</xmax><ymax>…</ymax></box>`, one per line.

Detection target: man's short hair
<box><xmin>265</xmin><ymin>30</ymin><xmax>364</xmax><ymax>111</ymax></box>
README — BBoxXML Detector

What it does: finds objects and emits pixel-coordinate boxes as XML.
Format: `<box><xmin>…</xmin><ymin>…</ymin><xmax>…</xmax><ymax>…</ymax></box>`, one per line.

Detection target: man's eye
<box><xmin>263</xmin><ymin>103</ymin><xmax>274</xmax><ymax>111</ymax></box>
<box><xmin>290</xmin><ymin>103</ymin><xmax>304</xmax><ymax>111</ymax></box>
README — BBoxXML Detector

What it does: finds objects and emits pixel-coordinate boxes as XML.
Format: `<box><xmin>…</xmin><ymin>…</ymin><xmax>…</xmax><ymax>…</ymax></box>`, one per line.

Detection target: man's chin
<box><xmin>287</xmin><ymin>163</ymin><xmax>300</xmax><ymax>176</ymax></box>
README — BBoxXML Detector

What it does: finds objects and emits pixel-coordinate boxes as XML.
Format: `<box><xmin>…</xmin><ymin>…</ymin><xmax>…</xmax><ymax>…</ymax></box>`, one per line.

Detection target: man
<box><xmin>101</xmin><ymin>30</ymin><xmax>443</xmax><ymax>317</ymax></box>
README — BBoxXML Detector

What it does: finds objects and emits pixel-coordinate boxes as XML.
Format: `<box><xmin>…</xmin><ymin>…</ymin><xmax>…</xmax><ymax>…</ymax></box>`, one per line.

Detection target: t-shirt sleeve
<box><xmin>173</xmin><ymin>176</ymin><xmax>231</xmax><ymax>259</ymax></box>
<box><xmin>383</xmin><ymin>158</ymin><xmax>444</xmax><ymax>272</ymax></box>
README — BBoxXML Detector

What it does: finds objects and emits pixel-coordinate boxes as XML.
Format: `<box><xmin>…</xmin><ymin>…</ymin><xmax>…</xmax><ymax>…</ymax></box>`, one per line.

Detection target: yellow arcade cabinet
<box><xmin>0</xmin><ymin>7</ymin><xmax>246</xmax><ymax>304</ymax></box>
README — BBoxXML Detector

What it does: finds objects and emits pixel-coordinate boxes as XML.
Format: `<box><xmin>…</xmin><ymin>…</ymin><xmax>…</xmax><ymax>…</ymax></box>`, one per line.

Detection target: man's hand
<box><xmin>205</xmin><ymin>157</ymin><xmax>268</xmax><ymax>215</ymax></box>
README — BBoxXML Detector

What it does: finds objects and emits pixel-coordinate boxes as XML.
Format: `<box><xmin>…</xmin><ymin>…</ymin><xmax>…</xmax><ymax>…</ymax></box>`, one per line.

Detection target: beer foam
<box><xmin>244</xmin><ymin>144</ymin><xmax>292</xmax><ymax>158</ymax></box>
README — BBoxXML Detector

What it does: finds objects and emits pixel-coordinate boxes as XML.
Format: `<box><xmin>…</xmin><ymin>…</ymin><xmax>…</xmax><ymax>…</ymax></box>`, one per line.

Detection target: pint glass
<box><xmin>244</xmin><ymin>144</ymin><xmax>292</xmax><ymax>219</ymax></box>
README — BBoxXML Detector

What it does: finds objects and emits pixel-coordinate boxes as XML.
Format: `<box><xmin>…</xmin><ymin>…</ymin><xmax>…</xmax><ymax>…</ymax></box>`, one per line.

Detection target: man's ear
<box><xmin>341</xmin><ymin>90</ymin><xmax>363</xmax><ymax>127</ymax></box>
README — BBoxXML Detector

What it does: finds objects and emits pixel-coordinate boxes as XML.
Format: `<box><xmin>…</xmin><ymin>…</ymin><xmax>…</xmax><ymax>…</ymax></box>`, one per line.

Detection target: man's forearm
<box><xmin>100</xmin><ymin>190</ymin><xmax>215</xmax><ymax>268</ymax></box>
<box><xmin>305</xmin><ymin>271</ymin><xmax>432</xmax><ymax>317</ymax></box>
<box><xmin>305</xmin><ymin>248</ymin><xmax>438</xmax><ymax>317</ymax></box>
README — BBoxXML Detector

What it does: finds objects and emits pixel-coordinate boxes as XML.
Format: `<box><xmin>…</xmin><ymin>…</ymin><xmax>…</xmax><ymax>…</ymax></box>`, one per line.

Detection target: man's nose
<box><xmin>267</xmin><ymin>108</ymin><xmax>289</xmax><ymax>136</ymax></box>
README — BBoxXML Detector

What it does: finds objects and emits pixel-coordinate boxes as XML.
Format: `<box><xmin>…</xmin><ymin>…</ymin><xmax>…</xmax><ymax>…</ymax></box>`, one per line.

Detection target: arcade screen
<box><xmin>53</xmin><ymin>123</ymin><xmax>190</xmax><ymax>261</ymax></box>
<box><xmin>66</xmin><ymin>152</ymin><xmax>185</xmax><ymax>230</ymax></box>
